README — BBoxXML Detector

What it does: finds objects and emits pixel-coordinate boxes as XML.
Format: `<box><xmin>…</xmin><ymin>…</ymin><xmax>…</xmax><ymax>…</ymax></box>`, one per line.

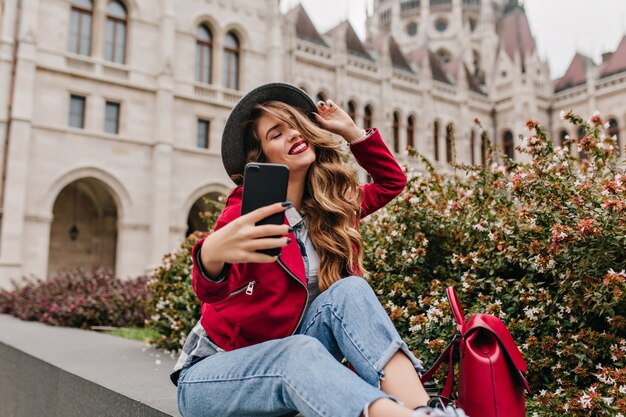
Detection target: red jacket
<box><xmin>191</xmin><ymin>129</ymin><xmax>406</xmax><ymax>351</ymax></box>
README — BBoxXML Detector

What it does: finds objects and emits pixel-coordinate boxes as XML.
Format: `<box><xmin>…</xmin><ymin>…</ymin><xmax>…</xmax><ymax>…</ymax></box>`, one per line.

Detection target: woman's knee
<box><xmin>279</xmin><ymin>335</ymin><xmax>332</xmax><ymax>372</ymax></box>
<box><xmin>283</xmin><ymin>335</ymin><xmax>326</xmax><ymax>357</ymax></box>
<box><xmin>328</xmin><ymin>276</ymin><xmax>375</xmax><ymax>302</ymax></box>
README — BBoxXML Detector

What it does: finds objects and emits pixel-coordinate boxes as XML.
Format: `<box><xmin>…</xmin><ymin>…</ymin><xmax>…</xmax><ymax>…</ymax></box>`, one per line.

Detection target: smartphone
<box><xmin>241</xmin><ymin>163</ymin><xmax>290</xmax><ymax>256</ymax></box>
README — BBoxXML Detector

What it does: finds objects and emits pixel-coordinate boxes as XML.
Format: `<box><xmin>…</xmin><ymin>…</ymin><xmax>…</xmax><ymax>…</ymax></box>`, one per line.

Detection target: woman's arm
<box><xmin>312</xmin><ymin>98</ymin><xmax>407</xmax><ymax>219</ymax></box>
<box><xmin>350</xmin><ymin>129</ymin><xmax>407</xmax><ymax>218</ymax></box>
<box><xmin>191</xmin><ymin>201</ymin><xmax>292</xmax><ymax>304</ymax></box>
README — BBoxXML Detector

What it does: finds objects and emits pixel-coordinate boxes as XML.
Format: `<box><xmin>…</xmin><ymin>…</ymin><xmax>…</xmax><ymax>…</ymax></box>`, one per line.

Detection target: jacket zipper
<box><xmin>277</xmin><ymin>258</ymin><xmax>309</xmax><ymax>335</ymax></box>
<box><xmin>228</xmin><ymin>280</ymin><xmax>256</xmax><ymax>297</ymax></box>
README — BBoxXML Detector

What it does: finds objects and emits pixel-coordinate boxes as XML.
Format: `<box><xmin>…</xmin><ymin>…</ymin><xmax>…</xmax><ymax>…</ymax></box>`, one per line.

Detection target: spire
<box><xmin>292</xmin><ymin>4</ymin><xmax>328</xmax><ymax>47</ymax></box>
<box><xmin>499</xmin><ymin>2</ymin><xmax>536</xmax><ymax>72</ymax></box>
<box><xmin>503</xmin><ymin>0</ymin><xmax>523</xmax><ymax>15</ymax></box>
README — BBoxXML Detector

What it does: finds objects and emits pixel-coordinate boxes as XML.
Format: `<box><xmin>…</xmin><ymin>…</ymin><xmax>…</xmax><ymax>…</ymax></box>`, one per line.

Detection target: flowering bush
<box><xmin>145</xmin><ymin>231</ymin><xmax>206</xmax><ymax>352</ymax></box>
<box><xmin>146</xmin><ymin>198</ymin><xmax>222</xmax><ymax>352</ymax></box>
<box><xmin>0</xmin><ymin>268</ymin><xmax>150</xmax><ymax>328</ymax></box>
<box><xmin>361</xmin><ymin>111</ymin><xmax>626</xmax><ymax>415</ymax></box>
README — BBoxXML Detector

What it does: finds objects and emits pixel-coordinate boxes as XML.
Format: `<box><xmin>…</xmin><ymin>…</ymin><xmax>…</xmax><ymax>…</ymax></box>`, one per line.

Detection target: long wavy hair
<box><xmin>233</xmin><ymin>101</ymin><xmax>365</xmax><ymax>291</ymax></box>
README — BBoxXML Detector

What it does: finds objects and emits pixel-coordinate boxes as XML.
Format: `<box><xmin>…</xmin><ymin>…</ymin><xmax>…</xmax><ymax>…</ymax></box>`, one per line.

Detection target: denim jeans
<box><xmin>177</xmin><ymin>276</ymin><xmax>424</xmax><ymax>417</ymax></box>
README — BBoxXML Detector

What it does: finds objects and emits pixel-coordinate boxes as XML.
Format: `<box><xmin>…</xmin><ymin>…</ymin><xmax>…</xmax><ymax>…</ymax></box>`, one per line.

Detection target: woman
<box><xmin>173</xmin><ymin>83</ymin><xmax>464</xmax><ymax>417</ymax></box>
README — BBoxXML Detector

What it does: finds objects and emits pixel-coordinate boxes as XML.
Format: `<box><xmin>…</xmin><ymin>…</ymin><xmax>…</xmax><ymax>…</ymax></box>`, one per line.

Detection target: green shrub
<box><xmin>146</xmin><ymin>198</ymin><xmax>223</xmax><ymax>352</ymax></box>
<box><xmin>362</xmin><ymin>111</ymin><xmax>626</xmax><ymax>415</ymax></box>
<box><xmin>0</xmin><ymin>268</ymin><xmax>150</xmax><ymax>328</ymax></box>
<box><xmin>146</xmin><ymin>231</ymin><xmax>206</xmax><ymax>352</ymax></box>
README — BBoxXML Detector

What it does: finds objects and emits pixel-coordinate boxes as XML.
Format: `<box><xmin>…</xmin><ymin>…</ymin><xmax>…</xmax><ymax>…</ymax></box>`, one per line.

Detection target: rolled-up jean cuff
<box><xmin>374</xmin><ymin>339</ymin><xmax>424</xmax><ymax>379</ymax></box>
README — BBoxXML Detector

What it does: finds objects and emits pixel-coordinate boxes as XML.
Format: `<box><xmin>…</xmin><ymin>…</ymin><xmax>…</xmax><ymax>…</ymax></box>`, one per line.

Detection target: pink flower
<box><xmin>577</xmin><ymin>218</ymin><xmax>600</xmax><ymax>237</ymax></box>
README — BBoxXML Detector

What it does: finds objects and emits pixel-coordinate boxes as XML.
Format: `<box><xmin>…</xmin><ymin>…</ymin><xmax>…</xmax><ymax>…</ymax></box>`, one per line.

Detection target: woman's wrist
<box><xmin>344</xmin><ymin>125</ymin><xmax>365</xmax><ymax>144</ymax></box>
<box><xmin>348</xmin><ymin>128</ymin><xmax>373</xmax><ymax>146</ymax></box>
<box><xmin>200</xmin><ymin>237</ymin><xmax>227</xmax><ymax>279</ymax></box>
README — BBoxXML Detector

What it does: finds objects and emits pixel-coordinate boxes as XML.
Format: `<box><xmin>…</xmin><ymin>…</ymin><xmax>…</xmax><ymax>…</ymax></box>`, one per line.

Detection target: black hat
<box><xmin>221</xmin><ymin>83</ymin><xmax>317</xmax><ymax>183</ymax></box>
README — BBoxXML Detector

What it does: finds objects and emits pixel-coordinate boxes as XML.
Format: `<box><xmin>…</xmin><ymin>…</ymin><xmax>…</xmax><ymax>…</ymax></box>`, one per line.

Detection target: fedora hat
<box><xmin>221</xmin><ymin>82</ymin><xmax>317</xmax><ymax>183</ymax></box>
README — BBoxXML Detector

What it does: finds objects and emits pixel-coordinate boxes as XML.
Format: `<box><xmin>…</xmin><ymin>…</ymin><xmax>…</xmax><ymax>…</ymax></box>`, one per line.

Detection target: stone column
<box><xmin>147</xmin><ymin>0</ymin><xmax>175</xmax><ymax>269</ymax></box>
<box><xmin>266</xmin><ymin>0</ymin><xmax>284</xmax><ymax>81</ymax></box>
<box><xmin>92</xmin><ymin>0</ymin><xmax>106</xmax><ymax>60</ymax></box>
<box><xmin>21</xmin><ymin>214</ymin><xmax>53</xmax><ymax>279</ymax></box>
<box><xmin>116</xmin><ymin>221</ymin><xmax>150</xmax><ymax>278</ymax></box>
<box><xmin>0</xmin><ymin>0</ymin><xmax>39</xmax><ymax>282</ymax></box>
<box><xmin>0</xmin><ymin>0</ymin><xmax>17</xmax><ymax>210</ymax></box>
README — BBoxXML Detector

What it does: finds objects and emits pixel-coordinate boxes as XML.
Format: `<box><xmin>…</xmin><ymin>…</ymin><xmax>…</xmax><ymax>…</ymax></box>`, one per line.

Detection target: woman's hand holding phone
<box><xmin>199</xmin><ymin>202</ymin><xmax>291</xmax><ymax>279</ymax></box>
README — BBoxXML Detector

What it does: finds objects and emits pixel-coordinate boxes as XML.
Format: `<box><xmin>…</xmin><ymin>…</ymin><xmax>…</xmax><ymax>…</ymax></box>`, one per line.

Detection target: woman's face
<box><xmin>255</xmin><ymin>111</ymin><xmax>316</xmax><ymax>174</ymax></box>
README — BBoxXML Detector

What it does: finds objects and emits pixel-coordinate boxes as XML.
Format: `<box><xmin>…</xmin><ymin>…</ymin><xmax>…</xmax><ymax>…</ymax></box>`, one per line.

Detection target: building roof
<box><xmin>293</xmin><ymin>5</ymin><xmax>328</xmax><ymax>47</ymax></box>
<box><xmin>406</xmin><ymin>46</ymin><xmax>428</xmax><ymax>67</ymax></box>
<box><xmin>600</xmin><ymin>36</ymin><xmax>626</xmax><ymax>78</ymax></box>
<box><xmin>554</xmin><ymin>53</ymin><xmax>592</xmax><ymax>92</ymax></box>
<box><xmin>326</xmin><ymin>21</ymin><xmax>373</xmax><ymax>61</ymax></box>
<box><xmin>465</xmin><ymin>64</ymin><xmax>486</xmax><ymax>95</ymax></box>
<box><xmin>499</xmin><ymin>5</ymin><xmax>536</xmax><ymax>72</ymax></box>
<box><xmin>388</xmin><ymin>36</ymin><xmax>413</xmax><ymax>72</ymax></box>
<box><xmin>443</xmin><ymin>58</ymin><xmax>461</xmax><ymax>82</ymax></box>
<box><xmin>428</xmin><ymin>50</ymin><xmax>452</xmax><ymax>84</ymax></box>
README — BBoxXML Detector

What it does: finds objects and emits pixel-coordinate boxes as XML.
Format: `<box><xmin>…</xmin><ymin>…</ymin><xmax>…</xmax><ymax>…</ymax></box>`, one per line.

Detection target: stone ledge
<box><xmin>0</xmin><ymin>314</ymin><xmax>180</xmax><ymax>417</ymax></box>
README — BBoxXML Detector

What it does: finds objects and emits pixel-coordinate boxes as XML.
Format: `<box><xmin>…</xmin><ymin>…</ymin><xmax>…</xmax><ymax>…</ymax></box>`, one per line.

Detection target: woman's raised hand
<box><xmin>199</xmin><ymin>202</ymin><xmax>291</xmax><ymax>279</ymax></box>
<box><xmin>313</xmin><ymin>99</ymin><xmax>364</xmax><ymax>143</ymax></box>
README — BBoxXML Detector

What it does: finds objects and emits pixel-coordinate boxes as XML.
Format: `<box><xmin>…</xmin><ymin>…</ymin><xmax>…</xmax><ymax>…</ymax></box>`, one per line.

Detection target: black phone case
<box><xmin>241</xmin><ymin>163</ymin><xmax>290</xmax><ymax>256</ymax></box>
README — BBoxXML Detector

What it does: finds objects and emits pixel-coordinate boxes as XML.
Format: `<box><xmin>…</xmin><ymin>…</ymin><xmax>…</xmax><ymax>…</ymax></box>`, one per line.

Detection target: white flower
<box><xmin>602</xmin><ymin>397</ymin><xmax>613</xmax><ymax>406</ymax></box>
<box><xmin>523</xmin><ymin>305</ymin><xmax>542</xmax><ymax>321</ymax></box>
<box><xmin>472</xmin><ymin>223</ymin><xmax>486</xmax><ymax>232</ymax></box>
<box><xmin>620</xmin><ymin>385</ymin><xmax>626</xmax><ymax>395</ymax></box>
<box><xmin>579</xmin><ymin>393</ymin><xmax>592</xmax><ymax>409</ymax></box>
<box><xmin>559</xmin><ymin>110</ymin><xmax>566</xmax><ymax>120</ymax></box>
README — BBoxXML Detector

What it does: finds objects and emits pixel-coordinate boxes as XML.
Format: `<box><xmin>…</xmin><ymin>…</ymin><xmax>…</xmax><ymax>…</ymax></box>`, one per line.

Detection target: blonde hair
<box><xmin>236</xmin><ymin>101</ymin><xmax>365</xmax><ymax>291</ymax></box>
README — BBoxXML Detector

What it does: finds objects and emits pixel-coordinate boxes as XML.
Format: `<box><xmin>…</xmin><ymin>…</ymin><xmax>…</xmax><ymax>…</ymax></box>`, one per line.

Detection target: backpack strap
<box><xmin>420</xmin><ymin>334</ymin><xmax>460</xmax><ymax>398</ymax></box>
<box><xmin>446</xmin><ymin>287</ymin><xmax>466</xmax><ymax>333</ymax></box>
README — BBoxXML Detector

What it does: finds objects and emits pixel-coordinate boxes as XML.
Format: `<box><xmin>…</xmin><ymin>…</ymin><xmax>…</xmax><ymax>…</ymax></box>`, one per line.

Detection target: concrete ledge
<box><xmin>0</xmin><ymin>314</ymin><xmax>180</xmax><ymax>417</ymax></box>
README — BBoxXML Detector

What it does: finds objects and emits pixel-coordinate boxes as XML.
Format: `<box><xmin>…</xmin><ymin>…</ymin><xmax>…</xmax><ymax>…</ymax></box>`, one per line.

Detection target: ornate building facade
<box><xmin>0</xmin><ymin>0</ymin><xmax>624</xmax><ymax>286</ymax></box>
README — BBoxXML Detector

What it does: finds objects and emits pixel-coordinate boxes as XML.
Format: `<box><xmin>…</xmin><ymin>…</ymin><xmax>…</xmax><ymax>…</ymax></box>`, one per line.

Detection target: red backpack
<box><xmin>420</xmin><ymin>287</ymin><xmax>531</xmax><ymax>417</ymax></box>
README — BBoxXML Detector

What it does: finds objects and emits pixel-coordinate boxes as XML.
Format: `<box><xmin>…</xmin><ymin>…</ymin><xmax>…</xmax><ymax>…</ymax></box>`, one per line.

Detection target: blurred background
<box><xmin>0</xmin><ymin>0</ymin><xmax>625</xmax><ymax>285</ymax></box>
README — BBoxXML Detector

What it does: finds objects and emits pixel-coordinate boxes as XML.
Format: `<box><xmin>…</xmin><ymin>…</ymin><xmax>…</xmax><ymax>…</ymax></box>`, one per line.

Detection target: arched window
<box><xmin>195</xmin><ymin>25</ymin><xmax>213</xmax><ymax>83</ymax></box>
<box><xmin>481</xmin><ymin>133</ymin><xmax>488</xmax><ymax>166</ymax></box>
<box><xmin>470</xmin><ymin>129</ymin><xmax>476</xmax><ymax>165</ymax></box>
<box><xmin>503</xmin><ymin>130</ymin><xmax>514</xmax><ymax>159</ymax></box>
<box><xmin>347</xmin><ymin>100</ymin><xmax>356</xmax><ymax>122</ymax></box>
<box><xmin>608</xmin><ymin>118</ymin><xmax>620</xmax><ymax>156</ymax></box>
<box><xmin>433</xmin><ymin>121</ymin><xmax>440</xmax><ymax>161</ymax></box>
<box><xmin>363</xmin><ymin>105</ymin><xmax>373</xmax><ymax>129</ymax></box>
<box><xmin>69</xmin><ymin>0</ymin><xmax>93</xmax><ymax>56</ymax></box>
<box><xmin>223</xmin><ymin>32</ymin><xmax>240</xmax><ymax>90</ymax></box>
<box><xmin>558</xmin><ymin>129</ymin><xmax>569</xmax><ymax>148</ymax></box>
<box><xmin>315</xmin><ymin>91</ymin><xmax>327</xmax><ymax>103</ymax></box>
<box><xmin>104</xmin><ymin>0</ymin><xmax>127</xmax><ymax>64</ymax></box>
<box><xmin>578</xmin><ymin>126</ymin><xmax>588</xmax><ymax>160</ymax></box>
<box><xmin>392</xmin><ymin>112</ymin><xmax>400</xmax><ymax>153</ymax></box>
<box><xmin>407</xmin><ymin>115</ymin><xmax>415</xmax><ymax>151</ymax></box>
<box><xmin>446</xmin><ymin>123</ymin><xmax>454</xmax><ymax>163</ymax></box>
